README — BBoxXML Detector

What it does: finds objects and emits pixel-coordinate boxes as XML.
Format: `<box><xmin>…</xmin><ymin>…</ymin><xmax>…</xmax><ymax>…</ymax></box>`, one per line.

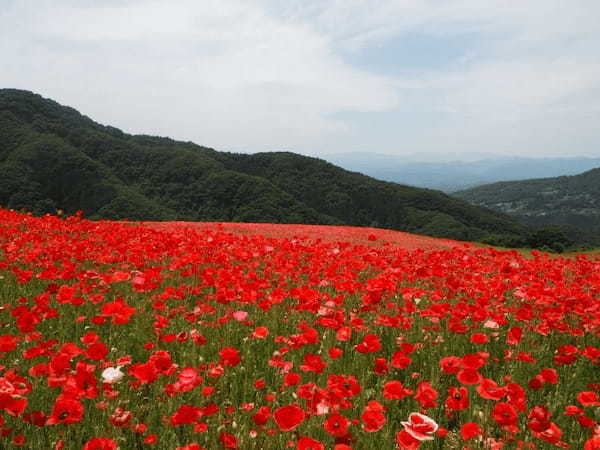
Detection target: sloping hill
<box><xmin>454</xmin><ymin>169</ymin><xmax>600</xmax><ymax>231</ymax></box>
<box><xmin>0</xmin><ymin>88</ymin><xmax>528</xmax><ymax>243</ymax></box>
<box><xmin>216</xmin><ymin>151</ymin><xmax>525</xmax><ymax>241</ymax></box>
<box><xmin>0</xmin><ymin>89</ymin><xmax>332</xmax><ymax>223</ymax></box>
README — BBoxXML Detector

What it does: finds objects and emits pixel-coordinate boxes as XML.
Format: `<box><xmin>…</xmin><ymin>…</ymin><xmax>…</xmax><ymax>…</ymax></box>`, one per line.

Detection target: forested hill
<box><xmin>0</xmin><ymin>89</ymin><xmax>528</xmax><ymax>244</ymax></box>
<box><xmin>454</xmin><ymin>169</ymin><xmax>600</xmax><ymax>232</ymax></box>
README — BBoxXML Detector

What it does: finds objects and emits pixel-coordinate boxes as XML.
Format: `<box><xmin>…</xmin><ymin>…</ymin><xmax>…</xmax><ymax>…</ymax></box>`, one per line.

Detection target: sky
<box><xmin>2</xmin><ymin>0</ymin><xmax>600</xmax><ymax>161</ymax></box>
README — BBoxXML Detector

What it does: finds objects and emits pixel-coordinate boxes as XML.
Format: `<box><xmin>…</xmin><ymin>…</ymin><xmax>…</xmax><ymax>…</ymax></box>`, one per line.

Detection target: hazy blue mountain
<box><xmin>324</xmin><ymin>152</ymin><xmax>600</xmax><ymax>192</ymax></box>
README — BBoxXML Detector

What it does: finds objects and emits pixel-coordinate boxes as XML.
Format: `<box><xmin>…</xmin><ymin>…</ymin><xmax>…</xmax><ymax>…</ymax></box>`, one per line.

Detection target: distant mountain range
<box><xmin>0</xmin><ymin>89</ymin><xmax>531</xmax><ymax>246</ymax></box>
<box><xmin>324</xmin><ymin>152</ymin><xmax>600</xmax><ymax>192</ymax></box>
<box><xmin>454</xmin><ymin>169</ymin><xmax>600</xmax><ymax>235</ymax></box>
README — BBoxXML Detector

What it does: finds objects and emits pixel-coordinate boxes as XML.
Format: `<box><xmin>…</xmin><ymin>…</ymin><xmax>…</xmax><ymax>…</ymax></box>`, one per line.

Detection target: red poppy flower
<box><xmin>170</xmin><ymin>405</ymin><xmax>201</xmax><ymax>425</ymax></box>
<box><xmin>470</xmin><ymin>333</ymin><xmax>489</xmax><ymax>344</ymax></box>
<box><xmin>457</xmin><ymin>369</ymin><xmax>482</xmax><ymax>385</ymax></box>
<box><xmin>528</xmin><ymin>405</ymin><xmax>551</xmax><ymax>433</ymax></box>
<box><xmin>109</xmin><ymin>407</ymin><xmax>132</xmax><ymax>428</ymax></box>
<box><xmin>85</xmin><ymin>342</ymin><xmax>108</xmax><ymax>361</ymax></box>
<box><xmin>475</xmin><ymin>378</ymin><xmax>508</xmax><ymax>401</ymax></box>
<box><xmin>0</xmin><ymin>335</ymin><xmax>17</xmax><ymax>353</ymax></box>
<box><xmin>584</xmin><ymin>436</ymin><xmax>600</xmax><ymax>450</ymax></box>
<box><xmin>335</xmin><ymin>327</ymin><xmax>352</xmax><ymax>341</ymax></box>
<box><xmin>361</xmin><ymin>401</ymin><xmax>386</xmax><ymax>432</ymax></box>
<box><xmin>414</xmin><ymin>381</ymin><xmax>438</xmax><ymax>409</ymax></box>
<box><xmin>564</xmin><ymin>404</ymin><xmax>583</xmax><ymax>416</ymax></box>
<box><xmin>101</xmin><ymin>298</ymin><xmax>136</xmax><ymax>324</ymax></box>
<box><xmin>219</xmin><ymin>347</ymin><xmax>241</xmax><ymax>367</ymax></box>
<box><xmin>460</xmin><ymin>422</ymin><xmax>483</xmax><ymax>440</ymax></box>
<box><xmin>47</xmin><ymin>396</ymin><xmax>84</xmax><ymax>425</ymax></box>
<box><xmin>0</xmin><ymin>394</ymin><xmax>28</xmax><ymax>417</ymax></box>
<box><xmin>324</xmin><ymin>412</ymin><xmax>349</xmax><ymax>437</ymax></box>
<box><xmin>492</xmin><ymin>402</ymin><xmax>518</xmax><ymax>427</ymax></box>
<box><xmin>391</xmin><ymin>351</ymin><xmax>412</xmax><ymax>369</ymax></box>
<box><xmin>355</xmin><ymin>334</ymin><xmax>382</xmax><ymax>353</ymax></box>
<box><xmin>373</xmin><ymin>357</ymin><xmax>389</xmax><ymax>375</ymax></box>
<box><xmin>539</xmin><ymin>368</ymin><xmax>558</xmax><ymax>384</ymax></box>
<box><xmin>284</xmin><ymin>372</ymin><xmax>301</xmax><ymax>387</ymax></box>
<box><xmin>505</xmin><ymin>383</ymin><xmax>527</xmax><ymax>412</ymax></box>
<box><xmin>274</xmin><ymin>404</ymin><xmax>305</xmax><ymax>431</ymax></box>
<box><xmin>82</xmin><ymin>438</ymin><xmax>118</xmax><ymax>450</ymax></box>
<box><xmin>328</xmin><ymin>348</ymin><xmax>344</xmax><ymax>359</ymax></box>
<box><xmin>445</xmin><ymin>386</ymin><xmax>469</xmax><ymax>411</ymax></box>
<box><xmin>252</xmin><ymin>406</ymin><xmax>271</xmax><ymax>426</ymax></box>
<box><xmin>219</xmin><ymin>432</ymin><xmax>238</xmax><ymax>449</ymax></box>
<box><xmin>532</xmin><ymin>422</ymin><xmax>567</xmax><ymax>447</ymax></box>
<box><xmin>327</xmin><ymin>375</ymin><xmax>361</xmax><ymax>398</ymax></box>
<box><xmin>300</xmin><ymin>354</ymin><xmax>326</xmax><ymax>374</ymax></box>
<box><xmin>149</xmin><ymin>350</ymin><xmax>174</xmax><ymax>373</ymax></box>
<box><xmin>383</xmin><ymin>380</ymin><xmax>413</xmax><ymax>400</ymax></box>
<box><xmin>506</xmin><ymin>326</ymin><xmax>522</xmax><ymax>345</ymax></box>
<box><xmin>439</xmin><ymin>356</ymin><xmax>461</xmax><ymax>374</ymax></box>
<box><xmin>395</xmin><ymin>430</ymin><xmax>420</xmax><ymax>449</ymax></box>
<box><xmin>577</xmin><ymin>415</ymin><xmax>596</xmax><ymax>428</ymax></box>
<box><xmin>144</xmin><ymin>435</ymin><xmax>158</xmax><ymax>444</ymax></box>
<box><xmin>528</xmin><ymin>375</ymin><xmax>544</xmax><ymax>390</ymax></box>
<box><xmin>251</xmin><ymin>326</ymin><xmax>269</xmax><ymax>339</ymax></box>
<box><xmin>297</xmin><ymin>437</ymin><xmax>325</xmax><ymax>450</ymax></box>
<box><xmin>461</xmin><ymin>353</ymin><xmax>487</xmax><ymax>370</ymax></box>
<box><xmin>577</xmin><ymin>391</ymin><xmax>600</xmax><ymax>406</ymax></box>
<box><xmin>128</xmin><ymin>362</ymin><xmax>158</xmax><ymax>384</ymax></box>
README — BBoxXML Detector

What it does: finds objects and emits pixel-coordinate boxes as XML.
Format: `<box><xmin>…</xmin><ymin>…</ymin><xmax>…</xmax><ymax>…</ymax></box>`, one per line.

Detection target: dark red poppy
<box><xmin>297</xmin><ymin>437</ymin><xmax>325</xmax><ymax>450</ymax></box>
<box><xmin>170</xmin><ymin>404</ymin><xmax>201</xmax><ymax>425</ymax></box>
<box><xmin>361</xmin><ymin>401</ymin><xmax>386</xmax><ymax>432</ymax></box>
<box><xmin>383</xmin><ymin>380</ymin><xmax>413</xmax><ymax>400</ymax></box>
<box><xmin>324</xmin><ymin>412</ymin><xmax>349</xmax><ymax>437</ymax></box>
<box><xmin>492</xmin><ymin>402</ymin><xmax>518</xmax><ymax>427</ymax></box>
<box><xmin>252</xmin><ymin>406</ymin><xmax>271</xmax><ymax>426</ymax></box>
<box><xmin>274</xmin><ymin>404</ymin><xmax>305</xmax><ymax>431</ymax></box>
<box><xmin>47</xmin><ymin>396</ymin><xmax>84</xmax><ymax>425</ymax></box>
<box><xmin>82</xmin><ymin>438</ymin><xmax>118</xmax><ymax>450</ymax></box>
<box><xmin>395</xmin><ymin>430</ymin><xmax>420</xmax><ymax>449</ymax></box>
<box><xmin>445</xmin><ymin>386</ymin><xmax>469</xmax><ymax>411</ymax></box>
<box><xmin>355</xmin><ymin>334</ymin><xmax>382</xmax><ymax>353</ymax></box>
<box><xmin>85</xmin><ymin>342</ymin><xmax>108</xmax><ymax>361</ymax></box>
<box><xmin>414</xmin><ymin>381</ymin><xmax>438</xmax><ymax>409</ymax></box>
<box><xmin>219</xmin><ymin>432</ymin><xmax>238</xmax><ymax>449</ymax></box>
<box><xmin>460</xmin><ymin>422</ymin><xmax>483</xmax><ymax>440</ymax></box>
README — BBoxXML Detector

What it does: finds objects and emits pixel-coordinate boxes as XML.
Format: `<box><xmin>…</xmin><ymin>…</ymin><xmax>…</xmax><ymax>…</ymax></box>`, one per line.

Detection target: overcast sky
<box><xmin>2</xmin><ymin>0</ymin><xmax>600</xmax><ymax>160</ymax></box>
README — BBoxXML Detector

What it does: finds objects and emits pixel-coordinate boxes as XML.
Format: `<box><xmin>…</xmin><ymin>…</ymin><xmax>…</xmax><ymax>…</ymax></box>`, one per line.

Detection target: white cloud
<box><xmin>0</xmin><ymin>0</ymin><xmax>398</xmax><ymax>151</ymax></box>
<box><xmin>1</xmin><ymin>0</ymin><xmax>599</xmax><ymax>157</ymax></box>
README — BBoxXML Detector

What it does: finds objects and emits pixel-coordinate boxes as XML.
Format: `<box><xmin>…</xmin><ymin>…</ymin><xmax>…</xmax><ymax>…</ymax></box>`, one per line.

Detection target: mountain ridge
<box><xmin>0</xmin><ymin>88</ymin><xmax>540</xmax><ymax>246</ymax></box>
<box><xmin>454</xmin><ymin>168</ymin><xmax>600</xmax><ymax>233</ymax></box>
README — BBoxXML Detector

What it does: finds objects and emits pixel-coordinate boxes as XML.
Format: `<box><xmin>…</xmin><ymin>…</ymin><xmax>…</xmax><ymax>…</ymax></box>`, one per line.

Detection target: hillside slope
<box><xmin>0</xmin><ymin>89</ymin><xmax>528</xmax><ymax>243</ymax></box>
<box><xmin>217</xmin><ymin>151</ymin><xmax>524</xmax><ymax>240</ymax></box>
<box><xmin>454</xmin><ymin>169</ymin><xmax>600</xmax><ymax>231</ymax></box>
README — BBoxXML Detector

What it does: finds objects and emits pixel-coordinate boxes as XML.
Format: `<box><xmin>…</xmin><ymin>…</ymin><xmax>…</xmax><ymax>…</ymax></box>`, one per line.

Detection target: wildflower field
<box><xmin>0</xmin><ymin>209</ymin><xmax>599</xmax><ymax>449</ymax></box>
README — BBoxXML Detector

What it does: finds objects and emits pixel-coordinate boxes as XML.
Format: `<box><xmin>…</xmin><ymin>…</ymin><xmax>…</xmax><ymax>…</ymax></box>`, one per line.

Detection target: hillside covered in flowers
<box><xmin>0</xmin><ymin>209</ymin><xmax>599</xmax><ymax>449</ymax></box>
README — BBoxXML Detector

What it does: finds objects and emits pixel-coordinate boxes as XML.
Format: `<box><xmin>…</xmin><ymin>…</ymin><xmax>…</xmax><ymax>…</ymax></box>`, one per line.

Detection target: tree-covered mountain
<box><xmin>454</xmin><ymin>169</ymin><xmax>600</xmax><ymax>248</ymax></box>
<box><xmin>455</xmin><ymin>169</ymin><xmax>600</xmax><ymax>229</ymax></box>
<box><xmin>0</xmin><ymin>88</ymin><xmax>543</xmax><ymax>246</ymax></box>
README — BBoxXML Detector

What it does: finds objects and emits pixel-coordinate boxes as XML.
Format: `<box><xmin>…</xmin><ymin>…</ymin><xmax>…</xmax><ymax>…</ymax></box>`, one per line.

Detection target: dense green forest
<box><xmin>0</xmin><ymin>89</ymin><xmax>589</xmax><ymax>250</ymax></box>
<box><xmin>454</xmin><ymin>170</ymin><xmax>600</xmax><ymax>249</ymax></box>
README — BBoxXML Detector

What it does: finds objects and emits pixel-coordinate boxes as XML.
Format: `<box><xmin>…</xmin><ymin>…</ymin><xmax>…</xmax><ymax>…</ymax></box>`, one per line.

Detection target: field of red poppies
<box><xmin>0</xmin><ymin>208</ymin><xmax>599</xmax><ymax>449</ymax></box>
